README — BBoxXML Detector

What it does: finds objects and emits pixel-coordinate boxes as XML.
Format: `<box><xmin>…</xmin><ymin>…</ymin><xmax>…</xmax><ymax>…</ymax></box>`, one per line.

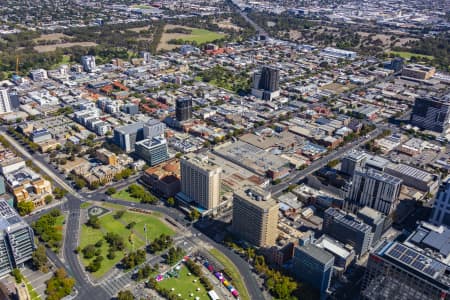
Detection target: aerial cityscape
<box><xmin>0</xmin><ymin>0</ymin><xmax>448</xmax><ymax>299</ymax></box>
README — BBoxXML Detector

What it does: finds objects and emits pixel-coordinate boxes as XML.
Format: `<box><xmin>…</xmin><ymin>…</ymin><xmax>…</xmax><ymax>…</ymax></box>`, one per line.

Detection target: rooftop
<box><xmin>234</xmin><ymin>186</ymin><xmax>278</xmax><ymax>210</ymax></box>
<box><xmin>296</xmin><ymin>243</ymin><xmax>335</xmax><ymax>265</ymax></box>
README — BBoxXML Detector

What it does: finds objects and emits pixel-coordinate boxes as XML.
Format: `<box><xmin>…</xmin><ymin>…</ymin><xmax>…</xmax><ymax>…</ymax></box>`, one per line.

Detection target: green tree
<box><xmin>11</xmin><ymin>268</ymin><xmax>22</xmax><ymax>283</ymax></box>
<box><xmin>45</xmin><ymin>195</ymin><xmax>54</xmax><ymax>204</ymax></box>
<box><xmin>167</xmin><ymin>197</ymin><xmax>175</xmax><ymax>207</ymax></box>
<box><xmin>106</xmin><ymin>187</ymin><xmax>116</xmax><ymax>195</ymax></box>
<box><xmin>45</xmin><ymin>268</ymin><xmax>75</xmax><ymax>300</ymax></box>
<box><xmin>17</xmin><ymin>201</ymin><xmax>34</xmax><ymax>216</ymax></box>
<box><xmin>117</xmin><ymin>290</ymin><xmax>134</xmax><ymax>300</ymax></box>
<box><xmin>189</xmin><ymin>209</ymin><xmax>200</xmax><ymax>221</ymax></box>
<box><xmin>32</xmin><ymin>244</ymin><xmax>49</xmax><ymax>271</ymax></box>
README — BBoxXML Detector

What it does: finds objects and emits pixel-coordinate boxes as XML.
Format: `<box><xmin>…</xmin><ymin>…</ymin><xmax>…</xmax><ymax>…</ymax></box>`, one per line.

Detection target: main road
<box><xmin>1</xmin><ymin>130</ymin><xmax>264</xmax><ymax>300</ymax></box>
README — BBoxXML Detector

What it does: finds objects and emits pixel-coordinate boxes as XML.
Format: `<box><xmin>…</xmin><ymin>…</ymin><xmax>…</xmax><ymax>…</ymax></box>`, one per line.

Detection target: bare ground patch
<box><xmin>34</xmin><ymin>42</ymin><xmax>98</xmax><ymax>53</ymax></box>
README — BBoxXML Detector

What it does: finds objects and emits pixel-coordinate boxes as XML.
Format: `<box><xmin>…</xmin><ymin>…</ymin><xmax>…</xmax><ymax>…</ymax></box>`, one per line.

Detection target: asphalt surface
<box><xmin>271</xmin><ymin>127</ymin><xmax>382</xmax><ymax>195</ymax></box>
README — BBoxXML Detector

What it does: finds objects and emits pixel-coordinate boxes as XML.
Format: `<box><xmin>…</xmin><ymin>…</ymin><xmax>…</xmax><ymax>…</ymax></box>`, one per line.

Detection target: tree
<box><xmin>167</xmin><ymin>197</ymin><xmax>175</xmax><ymax>207</ymax></box>
<box><xmin>45</xmin><ymin>195</ymin><xmax>54</xmax><ymax>204</ymax></box>
<box><xmin>104</xmin><ymin>232</ymin><xmax>125</xmax><ymax>251</ymax></box>
<box><xmin>53</xmin><ymin>187</ymin><xmax>67</xmax><ymax>199</ymax></box>
<box><xmin>114</xmin><ymin>210</ymin><xmax>125</xmax><ymax>219</ymax></box>
<box><xmin>166</xmin><ymin>247</ymin><xmax>185</xmax><ymax>265</ymax></box>
<box><xmin>127</xmin><ymin>221</ymin><xmax>136</xmax><ymax>229</ymax></box>
<box><xmin>17</xmin><ymin>201</ymin><xmax>34</xmax><ymax>216</ymax></box>
<box><xmin>12</xmin><ymin>268</ymin><xmax>22</xmax><ymax>283</ymax></box>
<box><xmin>189</xmin><ymin>209</ymin><xmax>200</xmax><ymax>221</ymax></box>
<box><xmin>117</xmin><ymin>290</ymin><xmax>134</xmax><ymax>300</ymax></box>
<box><xmin>45</xmin><ymin>268</ymin><xmax>75</xmax><ymax>300</ymax></box>
<box><xmin>82</xmin><ymin>244</ymin><xmax>97</xmax><ymax>259</ymax></box>
<box><xmin>32</xmin><ymin>244</ymin><xmax>49</xmax><ymax>272</ymax></box>
<box><xmin>105</xmin><ymin>187</ymin><xmax>116</xmax><ymax>195</ymax></box>
<box><xmin>122</xmin><ymin>250</ymin><xmax>146</xmax><ymax>269</ymax></box>
<box><xmin>86</xmin><ymin>216</ymin><xmax>100</xmax><ymax>229</ymax></box>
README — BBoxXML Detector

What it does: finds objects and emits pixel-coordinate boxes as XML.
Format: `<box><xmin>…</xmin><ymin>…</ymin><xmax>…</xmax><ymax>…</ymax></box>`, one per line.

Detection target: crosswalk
<box><xmin>100</xmin><ymin>271</ymin><xmax>133</xmax><ymax>297</ymax></box>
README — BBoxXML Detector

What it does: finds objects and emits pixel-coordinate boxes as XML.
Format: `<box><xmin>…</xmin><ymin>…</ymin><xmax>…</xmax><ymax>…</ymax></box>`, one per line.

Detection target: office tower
<box><xmin>140</xmin><ymin>51</ymin><xmax>151</xmax><ymax>63</ymax></box>
<box><xmin>143</xmin><ymin>119</ymin><xmax>166</xmax><ymax>139</ymax></box>
<box><xmin>345</xmin><ymin>167</ymin><xmax>402</xmax><ymax>215</ymax></box>
<box><xmin>410</xmin><ymin>96</ymin><xmax>450</xmax><ymax>133</ymax></box>
<box><xmin>81</xmin><ymin>55</ymin><xmax>96</xmax><ymax>73</ymax></box>
<box><xmin>292</xmin><ymin>244</ymin><xmax>334</xmax><ymax>300</ymax></box>
<box><xmin>0</xmin><ymin>89</ymin><xmax>12</xmax><ymax>114</ymax></box>
<box><xmin>384</xmin><ymin>57</ymin><xmax>403</xmax><ymax>73</ymax></box>
<box><xmin>113</xmin><ymin>122</ymin><xmax>144</xmax><ymax>153</ymax></box>
<box><xmin>29</xmin><ymin>69</ymin><xmax>48</xmax><ymax>81</ymax></box>
<box><xmin>357</xmin><ymin>206</ymin><xmax>386</xmax><ymax>246</ymax></box>
<box><xmin>323</xmin><ymin>207</ymin><xmax>373</xmax><ymax>256</ymax></box>
<box><xmin>251</xmin><ymin>66</ymin><xmax>280</xmax><ymax>101</ymax></box>
<box><xmin>231</xmin><ymin>186</ymin><xmax>279</xmax><ymax>247</ymax></box>
<box><xmin>361</xmin><ymin>223</ymin><xmax>450</xmax><ymax>300</ymax></box>
<box><xmin>258</xmin><ymin>66</ymin><xmax>279</xmax><ymax>92</ymax></box>
<box><xmin>135</xmin><ymin>137</ymin><xmax>169</xmax><ymax>167</ymax></box>
<box><xmin>175</xmin><ymin>98</ymin><xmax>192</xmax><ymax>122</ymax></box>
<box><xmin>0</xmin><ymin>200</ymin><xmax>35</xmax><ymax>277</ymax></box>
<box><xmin>340</xmin><ymin>150</ymin><xmax>367</xmax><ymax>176</ymax></box>
<box><xmin>180</xmin><ymin>154</ymin><xmax>221</xmax><ymax>210</ymax></box>
<box><xmin>430</xmin><ymin>180</ymin><xmax>450</xmax><ymax>227</ymax></box>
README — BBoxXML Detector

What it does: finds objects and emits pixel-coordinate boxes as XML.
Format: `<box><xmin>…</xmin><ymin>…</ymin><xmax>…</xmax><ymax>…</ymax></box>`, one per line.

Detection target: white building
<box><xmin>81</xmin><ymin>55</ymin><xmax>96</xmax><ymax>73</ymax></box>
<box><xmin>0</xmin><ymin>89</ymin><xmax>12</xmax><ymax>114</ymax></box>
<box><xmin>29</xmin><ymin>69</ymin><xmax>48</xmax><ymax>81</ymax></box>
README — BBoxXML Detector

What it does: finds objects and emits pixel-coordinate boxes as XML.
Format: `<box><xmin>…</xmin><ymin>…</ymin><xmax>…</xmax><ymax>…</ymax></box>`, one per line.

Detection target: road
<box><xmin>271</xmin><ymin>126</ymin><xmax>382</xmax><ymax>195</ymax></box>
<box><xmin>228</xmin><ymin>0</ymin><xmax>268</xmax><ymax>36</ymax></box>
<box><xmin>1</xmin><ymin>130</ymin><xmax>264</xmax><ymax>300</ymax></box>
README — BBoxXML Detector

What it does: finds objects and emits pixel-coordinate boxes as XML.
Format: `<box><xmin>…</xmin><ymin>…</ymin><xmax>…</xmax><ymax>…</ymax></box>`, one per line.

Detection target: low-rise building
<box><xmin>141</xmin><ymin>159</ymin><xmax>181</xmax><ymax>198</ymax></box>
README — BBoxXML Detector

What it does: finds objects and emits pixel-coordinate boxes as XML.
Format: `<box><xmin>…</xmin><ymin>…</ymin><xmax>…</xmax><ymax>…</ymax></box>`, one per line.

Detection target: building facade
<box><xmin>323</xmin><ymin>207</ymin><xmax>373</xmax><ymax>256</ymax></box>
<box><xmin>292</xmin><ymin>243</ymin><xmax>334</xmax><ymax>300</ymax></box>
<box><xmin>361</xmin><ymin>223</ymin><xmax>450</xmax><ymax>300</ymax></box>
<box><xmin>176</xmin><ymin>98</ymin><xmax>192</xmax><ymax>122</ymax></box>
<box><xmin>81</xmin><ymin>55</ymin><xmax>96</xmax><ymax>73</ymax></box>
<box><xmin>346</xmin><ymin>167</ymin><xmax>402</xmax><ymax>215</ymax></box>
<box><xmin>410</xmin><ymin>96</ymin><xmax>450</xmax><ymax>133</ymax></box>
<box><xmin>430</xmin><ymin>180</ymin><xmax>450</xmax><ymax>227</ymax></box>
<box><xmin>0</xmin><ymin>200</ymin><xmax>35</xmax><ymax>277</ymax></box>
<box><xmin>180</xmin><ymin>154</ymin><xmax>221</xmax><ymax>210</ymax></box>
<box><xmin>0</xmin><ymin>89</ymin><xmax>12</xmax><ymax>114</ymax></box>
<box><xmin>113</xmin><ymin>122</ymin><xmax>145</xmax><ymax>153</ymax></box>
<box><xmin>231</xmin><ymin>187</ymin><xmax>279</xmax><ymax>247</ymax></box>
<box><xmin>135</xmin><ymin>137</ymin><xmax>169</xmax><ymax>167</ymax></box>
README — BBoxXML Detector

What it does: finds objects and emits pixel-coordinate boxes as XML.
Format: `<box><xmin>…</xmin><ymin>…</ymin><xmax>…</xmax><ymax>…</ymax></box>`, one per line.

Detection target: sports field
<box><xmin>388</xmin><ymin>51</ymin><xmax>434</xmax><ymax>60</ymax></box>
<box><xmin>157</xmin><ymin>24</ymin><xmax>225</xmax><ymax>51</ymax></box>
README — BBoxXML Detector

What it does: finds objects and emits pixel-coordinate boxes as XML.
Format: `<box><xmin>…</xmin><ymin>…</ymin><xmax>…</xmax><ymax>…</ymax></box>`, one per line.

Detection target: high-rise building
<box><xmin>251</xmin><ymin>66</ymin><xmax>280</xmax><ymax>101</ymax></box>
<box><xmin>135</xmin><ymin>137</ymin><xmax>169</xmax><ymax>167</ymax></box>
<box><xmin>0</xmin><ymin>89</ymin><xmax>12</xmax><ymax>114</ymax></box>
<box><xmin>180</xmin><ymin>154</ymin><xmax>221</xmax><ymax>210</ymax></box>
<box><xmin>430</xmin><ymin>180</ymin><xmax>450</xmax><ymax>227</ymax></box>
<box><xmin>323</xmin><ymin>207</ymin><xmax>373</xmax><ymax>256</ymax></box>
<box><xmin>113</xmin><ymin>122</ymin><xmax>144</xmax><ymax>153</ymax></box>
<box><xmin>0</xmin><ymin>200</ymin><xmax>35</xmax><ymax>277</ymax></box>
<box><xmin>340</xmin><ymin>150</ymin><xmax>367</xmax><ymax>176</ymax></box>
<box><xmin>175</xmin><ymin>98</ymin><xmax>192</xmax><ymax>122</ymax></box>
<box><xmin>143</xmin><ymin>119</ymin><xmax>166</xmax><ymax>139</ymax></box>
<box><xmin>361</xmin><ymin>222</ymin><xmax>450</xmax><ymax>300</ymax></box>
<box><xmin>231</xmin><ymin>186</ymin><xmax>279</xmax><ymax>247</ymax></box>
<box><xmin>357</xmin><ymin>206</ymin><xmax>386</xmax><ymax>246</ymax></box>
<box><xmin>81</xmin><ymin>55</ymin><xmax>96</xmax><ymax>73</ymax></box>
<box><xmin>345</xmin><ymin>167</ymin><xmax>402</xmax><ymax>215</ymax></box>
<box><xmin>410</xmin><ymin>96</ymin><xmax>450</xmax><ymax>133</ymax></box>
<box><xmin>292</xmin><ymin>243</ymin><xmax>334</xmax><ymax>300</ymax></box>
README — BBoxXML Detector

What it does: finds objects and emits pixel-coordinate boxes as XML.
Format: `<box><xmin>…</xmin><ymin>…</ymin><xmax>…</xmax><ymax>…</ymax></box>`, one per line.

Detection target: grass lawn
<box><xmin>111</xmin><ymin>189</ymin><xmax>141</xmax><ymax>203</ymax></box>
<box><xmin>209</xmin><ymin>249</ymin><xmax>250</xmax><ymax>300</ymax></box>
<box><xmin>51</xmin><ymin>54</ymin><xmax>71</xmax><ymax>68</ymax></box>
<box><xmin>158</xmin><ymin>265</ymin><xmax>209</xmax><ymax>300</ymax></box>
<box><xmin>79</xmin><ymin>209</ymin><xmax>174</xmax><ymax>279</ymax></box>
<box><xmin>388</xmin><ymin>51</ymin><xmax>434</xmax><ymax>60</ymax></box>
<box><xmin>181</xmin><ymin>28</ymin><xmax>225</xmax><ymax>44</ymax></box>
<box><xmin>120</xmin><ymin>211</ymin><xmax>175</xmax><ymax>242</ymax></box>
<box><xmin>80</xmin><ymin>202</ymin><xmax>92</xmax><ymax>209</ymax></box>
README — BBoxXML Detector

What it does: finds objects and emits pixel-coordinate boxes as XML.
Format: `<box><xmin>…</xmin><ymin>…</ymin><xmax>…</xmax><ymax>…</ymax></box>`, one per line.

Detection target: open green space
<box><xmin>51</xmin><ymin>54</ymin><xmax>71</xmax><ymax>68</ymax></box>
<box><xmin>388</xmin><ymin>51</ymin><xmax>434</xmax><ymax>60</ymax></box>
<box><xmin>181</xmin><ymin>28</ymin><xmax>225</xmax><ymax>44</ymax></box>
<box><xmin>209</xmin><ymin>249</ymin><xmax>250</xmax><ymax>300</ymax></box>
<box><xmin>80</xmin><ymin>202</ymin><xmax>92</xmax><ymax>209</ymax></box>
<box><xmin>158</xmin><ymin>265</ymin><xmax>209</xmax><ymax>300</ymax></box>
<box><xmin>120</xmin><ymin>211</ymin><xmax>175</xmax><ymax>241</ymax></box>
<box><xmin>111</xmin><ymin>189</ymin><xmax>141</xmax><ymax>203</ymax></box>
<box><xmin>79</xmin><ymin>209</ymin><xmax>174</xmax><ymax>279</ymax></box>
